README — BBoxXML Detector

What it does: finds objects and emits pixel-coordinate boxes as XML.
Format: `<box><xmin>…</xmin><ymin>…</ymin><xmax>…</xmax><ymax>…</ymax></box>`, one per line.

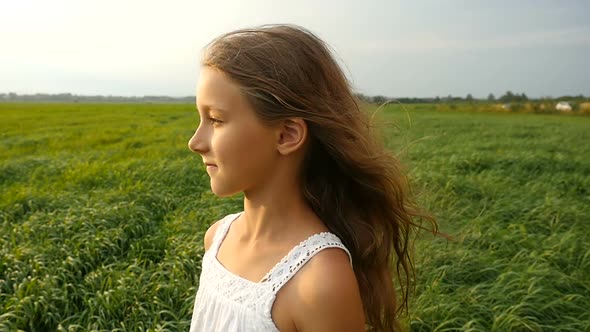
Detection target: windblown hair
<box><xmin>201</xmin><ymin>24</ymin><xmax>437</xmax><ymax>331</ymax></box>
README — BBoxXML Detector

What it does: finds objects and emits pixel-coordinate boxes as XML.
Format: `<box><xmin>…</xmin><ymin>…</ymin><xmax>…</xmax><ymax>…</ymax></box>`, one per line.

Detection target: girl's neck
<box><xmin>240</xmin><ymin>179</ymin><xmax>324</xmax><ymax>243</ymax></box>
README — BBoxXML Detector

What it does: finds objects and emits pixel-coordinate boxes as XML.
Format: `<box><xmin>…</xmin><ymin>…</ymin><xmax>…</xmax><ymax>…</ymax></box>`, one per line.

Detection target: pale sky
<box><xmin>1</xmin><ymin>0</ymin><xmax>589</xmax><ymax>98</ymax></box>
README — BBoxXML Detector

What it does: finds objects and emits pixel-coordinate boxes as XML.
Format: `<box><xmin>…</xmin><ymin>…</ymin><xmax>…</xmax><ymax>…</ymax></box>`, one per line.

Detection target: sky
<box><xmin>1</xmin><ymin>0</ymin><xmax>589</xmax><ymax>98</ymax></box>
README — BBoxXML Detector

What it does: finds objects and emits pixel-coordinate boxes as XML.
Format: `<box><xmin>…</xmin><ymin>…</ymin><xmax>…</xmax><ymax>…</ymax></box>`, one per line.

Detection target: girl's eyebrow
<box><xmin>197</xmin><ymin>103</ymin><xmax>228</xmax><ymax>114</ymax></box>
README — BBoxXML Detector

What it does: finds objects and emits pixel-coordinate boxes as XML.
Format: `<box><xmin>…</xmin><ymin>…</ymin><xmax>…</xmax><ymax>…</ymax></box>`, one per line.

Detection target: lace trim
<box><xmin>209</xmin><ymin>211</ymin><xmax>352</xmax><ymax>296</ymax></box>
<box><xmin>202</xmin><ymin>255</ymin><xmax>274</xmax><ymax>311</ymax></box>
<box><xmin>262</xmin><ymin>232</ymin><xmax>352</xmax><ymax>293</ymax></box>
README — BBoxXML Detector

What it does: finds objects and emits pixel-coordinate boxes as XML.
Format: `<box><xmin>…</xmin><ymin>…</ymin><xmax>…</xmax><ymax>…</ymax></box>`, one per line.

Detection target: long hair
<box><xmin>201</xmin><ymin>24</ymin><xmax>437</xmax><ymax>331</ymax></box>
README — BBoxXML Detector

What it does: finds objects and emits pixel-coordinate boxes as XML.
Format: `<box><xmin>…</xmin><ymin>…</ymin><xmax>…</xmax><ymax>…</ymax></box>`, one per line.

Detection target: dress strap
<box><xmin>209</xmin><ymin>211</ymin><xmax>242</xmax><ymax>256</ymax></box>
<box><xmin>261</xmin><ymin>232</ymin><xmax>352</xmax><ymax>294</ymax></box>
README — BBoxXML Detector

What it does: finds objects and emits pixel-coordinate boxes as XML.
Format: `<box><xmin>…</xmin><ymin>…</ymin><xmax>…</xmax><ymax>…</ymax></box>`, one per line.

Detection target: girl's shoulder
<box><xmin>203</xmin><ymin>212</ymin><xmax>240</xmax><ymax>252</ymax></box>
<box><xmin>276</xmin><ymin>246</ymin><xmax>365</xmax><ymax>331</ymax></box>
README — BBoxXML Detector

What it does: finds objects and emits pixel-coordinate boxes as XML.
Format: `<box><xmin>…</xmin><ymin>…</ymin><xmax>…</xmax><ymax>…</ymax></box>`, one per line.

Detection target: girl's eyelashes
<box><xmin>195</xmin><ymin>117</ymin><xmax>222</xmax><ymax>128</ymax></box>
<box><xmin>209</xmin><ymin>117</ymin><xmax>223</xmax><ymax>125</ymax></box>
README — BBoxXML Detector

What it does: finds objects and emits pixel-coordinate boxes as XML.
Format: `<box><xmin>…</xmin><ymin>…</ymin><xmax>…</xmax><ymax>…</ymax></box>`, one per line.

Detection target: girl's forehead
<box><xmin>197</xmin><ymin>68</ymin><xmax>242</xmax><ymax>110</ymax></box>
<box><xmin>198</xmin><ymin>67</ymin><xmax>235</xmax><ymax>92</ymax></box>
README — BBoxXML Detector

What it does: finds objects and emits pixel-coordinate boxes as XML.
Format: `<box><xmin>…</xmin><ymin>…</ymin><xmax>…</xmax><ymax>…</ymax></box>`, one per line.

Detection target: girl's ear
<box><xmin>276</xmin><ymin>118</ymin><xmax>307</xmax><ymax>156</ymax></box>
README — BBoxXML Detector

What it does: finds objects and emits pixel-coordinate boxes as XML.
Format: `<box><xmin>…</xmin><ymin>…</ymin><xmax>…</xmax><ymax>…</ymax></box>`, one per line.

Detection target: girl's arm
<box><xmin>291</xmin><ymin>248</ymin><xmax>366</xmax><ymax>332</ymax></box>
<box><xmin>203</xmin><ymin>219</ymin><xmax>223</xmax><ymax>252</ymax></box>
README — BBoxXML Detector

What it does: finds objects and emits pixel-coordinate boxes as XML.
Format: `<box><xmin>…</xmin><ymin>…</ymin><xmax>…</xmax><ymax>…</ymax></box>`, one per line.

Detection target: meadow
<box><xmin>1</xmin><ymin>103</ymin><xmax>588</xmax><ymax>331</ymax></box>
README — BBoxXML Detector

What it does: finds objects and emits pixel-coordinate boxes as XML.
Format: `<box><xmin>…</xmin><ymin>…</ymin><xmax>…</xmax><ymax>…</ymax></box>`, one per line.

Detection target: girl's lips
<box><xmin>206</xmin><ymin>164</ymin><xmax>218</xmax><ymax>171</ymax></box>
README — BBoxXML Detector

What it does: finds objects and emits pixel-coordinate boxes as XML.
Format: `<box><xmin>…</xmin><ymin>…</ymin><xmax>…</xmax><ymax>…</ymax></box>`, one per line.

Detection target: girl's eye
<box><xmin>209</xmin><ymin>117</ymin><xmax>223</xmax><ymax>125</ymax></box>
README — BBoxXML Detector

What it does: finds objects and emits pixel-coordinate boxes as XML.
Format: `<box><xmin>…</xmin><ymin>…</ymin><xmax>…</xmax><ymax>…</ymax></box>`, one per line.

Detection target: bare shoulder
<box><xmin>291</xmin><ymin>248</ymin><xmax>366</xmax><ymax>331</ymax></box>
<box><xmin>203</xmin><ymin>218</ymin><xmax>224</xmax><ymax>252</ymax></box>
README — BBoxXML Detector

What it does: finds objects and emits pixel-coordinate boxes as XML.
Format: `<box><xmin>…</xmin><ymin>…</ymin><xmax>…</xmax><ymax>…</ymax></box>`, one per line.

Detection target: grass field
<box><xmin>1</xmin><ymin>103</ymin><xmax>589</xmax><ymax>331</ymax></box>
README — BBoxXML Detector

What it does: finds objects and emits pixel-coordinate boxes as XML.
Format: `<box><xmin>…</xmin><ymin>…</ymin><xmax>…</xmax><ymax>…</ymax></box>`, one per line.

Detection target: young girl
<box><xmin>187</xmin><ymin>24</ymin><xmax>435</xmax><ymax>332</ymax></box>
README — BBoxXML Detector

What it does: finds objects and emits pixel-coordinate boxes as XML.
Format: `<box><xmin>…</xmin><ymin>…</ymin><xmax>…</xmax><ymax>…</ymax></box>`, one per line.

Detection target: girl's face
<box><xmin>188</xmin><ymin>67</ymin><xmax>280</xmax><ymax>197</ymax></box>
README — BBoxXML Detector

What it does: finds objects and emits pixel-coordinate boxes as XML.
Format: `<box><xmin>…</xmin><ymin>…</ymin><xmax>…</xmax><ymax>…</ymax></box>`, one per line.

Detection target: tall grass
<box><xmin>376</xmin><ymin>106</ymin><xmax>590</xmax><ymax>331</ymax></box>
<box><xmin>1</xmin><ymin>103</ymin><xmax>589</xmax><ymax>331</ymax></box>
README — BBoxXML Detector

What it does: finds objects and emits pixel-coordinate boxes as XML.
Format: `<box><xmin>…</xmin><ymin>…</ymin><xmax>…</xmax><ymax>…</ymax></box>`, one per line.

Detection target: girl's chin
<box><xmin>210</xmin><ymin>183</ymin><xmax>241</xmax><ymax>198</ymax></box>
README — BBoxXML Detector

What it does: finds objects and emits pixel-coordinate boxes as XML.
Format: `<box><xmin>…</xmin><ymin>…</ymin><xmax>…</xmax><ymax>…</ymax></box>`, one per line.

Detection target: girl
<box><xmin>187</xmin><ymin>24</ymin><xmax>436</xmax><ymax>332</ymax></box>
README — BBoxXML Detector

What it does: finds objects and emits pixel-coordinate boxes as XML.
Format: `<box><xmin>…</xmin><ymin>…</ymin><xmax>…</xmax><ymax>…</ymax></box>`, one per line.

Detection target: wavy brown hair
<box><xmin>201</xmin><ymin>24</ymin><xmax>437</xmax><ymax>331</ymax></box>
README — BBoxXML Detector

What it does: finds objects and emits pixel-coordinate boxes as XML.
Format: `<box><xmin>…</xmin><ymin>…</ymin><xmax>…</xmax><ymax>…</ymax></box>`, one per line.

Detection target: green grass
<box><xmin>376</xmin><ymin>105</ymin><xmax>590</xmax><ymax>331</ymax></box>
<box><xmin>1</xmin><ymin>103</ymin><xmax>589</xmax><ymax>331</ymax></box>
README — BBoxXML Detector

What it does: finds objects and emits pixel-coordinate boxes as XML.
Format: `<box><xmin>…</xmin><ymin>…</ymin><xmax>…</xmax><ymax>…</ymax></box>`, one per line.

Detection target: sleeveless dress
<box><xmin>189</xmin><ymin>211</ymin><xmax>352</xmax><ymax>332</ymax></box>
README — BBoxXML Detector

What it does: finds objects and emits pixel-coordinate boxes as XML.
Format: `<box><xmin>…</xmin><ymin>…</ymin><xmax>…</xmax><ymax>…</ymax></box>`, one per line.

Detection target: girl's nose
<box><xmin>188</xmin><ymin>126</ymin><xmax>208</xmax><ymax>154</ymax></box>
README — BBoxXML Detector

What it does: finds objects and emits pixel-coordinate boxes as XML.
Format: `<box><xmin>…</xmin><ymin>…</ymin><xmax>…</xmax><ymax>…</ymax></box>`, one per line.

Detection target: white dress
<box><xmin>189</xmin><ymin>211</ymin><xmax>352</xmax><ymax>332</ymax></box>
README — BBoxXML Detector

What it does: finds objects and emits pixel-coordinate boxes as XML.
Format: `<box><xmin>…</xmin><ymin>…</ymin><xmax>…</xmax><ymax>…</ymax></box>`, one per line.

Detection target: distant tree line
<box><xmin>354</xmin><ymin>91</ymin><xmax>588</xmax><ymax>104</ymax></box>
<box><xmin>1</xmin><ymin>91</ymin><xmax>587</xmax><ymax>104</ymax></box>
<box><xmin>0</xmin><ymin>92</ymin><xmax>194</xmax><ymax>103</ymax></box>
